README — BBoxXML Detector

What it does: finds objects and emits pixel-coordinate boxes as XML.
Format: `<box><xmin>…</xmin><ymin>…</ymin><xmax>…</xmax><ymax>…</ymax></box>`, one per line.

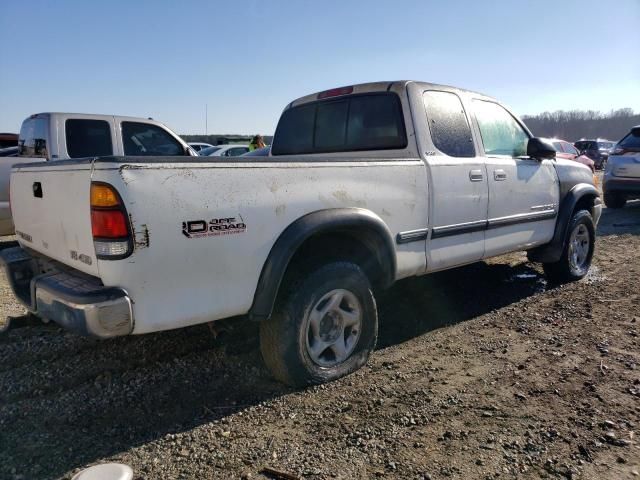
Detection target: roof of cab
<box><xmin>28</xmin><ymin>112</ymin><xmax>159</xmax><ymax>122</ymax></box>
<box><xmin>287</xmin><ymin>80</ymin><xmax>496</xmax><ymax>108</ymax></box>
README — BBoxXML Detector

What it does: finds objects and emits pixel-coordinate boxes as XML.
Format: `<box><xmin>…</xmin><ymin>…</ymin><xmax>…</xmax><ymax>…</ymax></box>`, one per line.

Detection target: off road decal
<box><xmin>182</xmin><ymin>217</ymin><xmax>247</xmax><ymax>239</ymax></box>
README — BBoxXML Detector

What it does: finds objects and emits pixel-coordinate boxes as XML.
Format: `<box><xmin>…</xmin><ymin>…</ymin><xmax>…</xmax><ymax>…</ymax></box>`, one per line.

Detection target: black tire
<box><xmin>260</xmin><ymin>261</ymin><xmax>378</xmax><ymax>387</ymax></box>
<box><xmin>604</xmin><ymin>192</ymin><xmax>626</xmax><ymax>209</ymax></box>
<box><xmin>543</xmin><ymin>209</ymin><xmax>595</xmax><ymax>284</ymax></box>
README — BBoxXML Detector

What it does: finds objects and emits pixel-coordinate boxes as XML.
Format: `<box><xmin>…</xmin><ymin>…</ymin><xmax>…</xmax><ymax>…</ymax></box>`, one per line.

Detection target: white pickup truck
<box><xmin>0</xmin><ymin>113</ymin><xmax>196</xmax><ymax>235</ymax></box>
<box><xmin>2</xmin><ymin>81</ymin><xmax>601</xmax><ymax>386</ymax></box>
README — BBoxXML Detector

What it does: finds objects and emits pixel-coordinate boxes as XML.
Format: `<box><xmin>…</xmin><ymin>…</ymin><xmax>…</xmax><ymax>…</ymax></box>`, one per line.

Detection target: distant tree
<box><xmin>522</xmin><ymin>109</ymin><xmax>639</xmax><ymax>142</ymax></box>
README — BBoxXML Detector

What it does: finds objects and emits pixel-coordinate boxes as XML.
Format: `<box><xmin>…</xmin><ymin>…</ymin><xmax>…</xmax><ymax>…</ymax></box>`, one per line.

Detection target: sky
<box><xmin>1</xmin><ymin>0</ymin><xmax>639</xmax><ymax>135</ymax></box>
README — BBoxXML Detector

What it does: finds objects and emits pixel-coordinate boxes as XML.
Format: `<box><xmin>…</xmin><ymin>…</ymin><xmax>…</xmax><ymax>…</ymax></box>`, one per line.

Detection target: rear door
<box><xmin>422</xmin><ymin>90</ymin><xmax>488</xmax><ymax>271</ymax></box>
<box><xmin>472</xmin><ymin>99</ymin><xmax>558</xmax><ymax>258</ymax></box>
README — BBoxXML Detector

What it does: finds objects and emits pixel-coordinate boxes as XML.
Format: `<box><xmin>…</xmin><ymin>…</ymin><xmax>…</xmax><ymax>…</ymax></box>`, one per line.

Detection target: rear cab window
<box><xmin>121</xmin><ymin>122</ymin><xmax>186</xmax><ymax>156</ymax></box>
<box><xmin>271</xmin><ymin>93</ymin><xmax>407</xmax><ymax>155</ymax></box>
<box><xmin>65</xmin><ymin>119</ymin><xmax>113</xmax><ymax>158</ymax></box>
<box><xmin>18</xmin><ymin>117</ymin><xmax>49</xmax><ymax>158</ymax></box>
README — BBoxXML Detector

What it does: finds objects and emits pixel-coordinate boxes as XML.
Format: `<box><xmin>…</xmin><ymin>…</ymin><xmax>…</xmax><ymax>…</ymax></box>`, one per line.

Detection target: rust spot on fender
<box><xmin>129</xmin><ymin>213</ymin><xmax>150</xmax><ymax>249</ymax></box>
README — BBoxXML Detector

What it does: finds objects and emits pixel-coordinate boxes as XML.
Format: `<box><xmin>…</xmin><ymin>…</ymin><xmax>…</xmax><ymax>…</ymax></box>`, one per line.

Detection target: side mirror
<box><xmin>527</xmin><ymin>137</ymin><xmax>556</xmax><ymax>161</ymax></box>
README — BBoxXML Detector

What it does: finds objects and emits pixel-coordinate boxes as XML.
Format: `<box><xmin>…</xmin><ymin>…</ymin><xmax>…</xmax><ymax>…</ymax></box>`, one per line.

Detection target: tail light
<box><xmin>90</xmin><ymin>182</ymin><xmax>132</xmax><ymax>259</ymax></box>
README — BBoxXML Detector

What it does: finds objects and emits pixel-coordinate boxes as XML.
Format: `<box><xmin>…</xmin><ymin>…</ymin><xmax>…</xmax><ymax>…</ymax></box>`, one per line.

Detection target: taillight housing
<box><xmin>90</xmin><ymin>182</ymin><xmax>132</xmax><ymax>259</ymax></box>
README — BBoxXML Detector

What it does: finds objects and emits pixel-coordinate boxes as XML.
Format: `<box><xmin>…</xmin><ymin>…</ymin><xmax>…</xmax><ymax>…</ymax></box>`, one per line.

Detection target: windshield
<box><xmin>598</xmin><ymin>142</ymin><xmax>615</xmax><ymax>150</ymax></box>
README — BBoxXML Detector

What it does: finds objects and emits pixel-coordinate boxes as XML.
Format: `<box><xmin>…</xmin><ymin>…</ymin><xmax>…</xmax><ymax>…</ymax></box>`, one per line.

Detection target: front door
<box><xmin>422</xmin><ymin>90</ymin><xmax>488</xmax><ymax>271</ymax></box>
<box><xmin>471</xmin><ymin>100</ymin><xmax>559</xmax><ymax>258</ymax></box>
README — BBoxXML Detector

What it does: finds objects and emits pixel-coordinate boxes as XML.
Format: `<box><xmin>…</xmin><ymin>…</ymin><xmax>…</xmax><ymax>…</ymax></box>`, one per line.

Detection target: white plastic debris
<box><xmin>71</xmin><ymin>463</ymin><xmax>133</xmax><ymax>480</ymax></box>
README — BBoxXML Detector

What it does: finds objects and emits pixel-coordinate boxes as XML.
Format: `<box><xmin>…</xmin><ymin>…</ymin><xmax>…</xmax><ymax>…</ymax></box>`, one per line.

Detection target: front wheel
<box><xmin>260</xmin><ymin>261</ymin><xmax>378</xmax><ymax>387</ymax></box>
<box><xmin>543</xmin><ymin>210</ymin><xmax>595</xmax><ymax>284</ymax></box>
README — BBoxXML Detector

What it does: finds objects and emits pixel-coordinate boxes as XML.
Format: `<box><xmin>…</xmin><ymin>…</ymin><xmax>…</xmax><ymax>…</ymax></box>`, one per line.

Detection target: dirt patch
<box><xmin>1</xmin><ymin>203</ymin><xmax>639</xmax><ymax>479</ymax></box>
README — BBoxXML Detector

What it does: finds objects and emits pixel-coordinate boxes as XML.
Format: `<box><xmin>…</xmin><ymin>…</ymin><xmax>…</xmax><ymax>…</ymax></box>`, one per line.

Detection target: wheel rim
<box><xmin>304</xmin><ymin>289</ymin><xmax>362</xmax><ymax>367</ymax></box>
<box><xmin>568</xmin><ymin>223</ymin><xmax>590</xmax><ymax>274</ymax></box>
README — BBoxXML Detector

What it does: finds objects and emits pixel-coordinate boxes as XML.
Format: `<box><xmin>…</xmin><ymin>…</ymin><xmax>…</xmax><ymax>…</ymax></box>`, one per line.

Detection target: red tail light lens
<box><xmin>91</xmin><ymin>210</ymin><xmax>128</xmax><ymax>238</ymax></box>
<box><xmin>90</xmin><ymin>182</ymin><xmax>132</xmax><ymax>259</ymax></box>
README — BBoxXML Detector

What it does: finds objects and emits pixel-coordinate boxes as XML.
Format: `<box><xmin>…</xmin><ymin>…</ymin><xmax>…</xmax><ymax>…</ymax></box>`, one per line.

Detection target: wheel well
<box><xmin>574</xmin><ymin>194</ymin><xmax>597</xmax><ymax>217</ymax></box>
<box><xmin>280</xmin><ymin>230</ymin><xmax>391</xmax><ymax>297</ymax></box>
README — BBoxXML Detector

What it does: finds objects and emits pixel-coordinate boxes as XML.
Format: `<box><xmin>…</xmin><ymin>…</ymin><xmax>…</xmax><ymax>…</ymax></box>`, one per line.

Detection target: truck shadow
<box><xmin>0</xmin><ymin>255</ymin><xmax>549</xmax><ymax>479</ymax></box>
<box><xmin>376</xmin><ymin>259</ymin><xmax>544</xmax><ymax>348</ymax></box>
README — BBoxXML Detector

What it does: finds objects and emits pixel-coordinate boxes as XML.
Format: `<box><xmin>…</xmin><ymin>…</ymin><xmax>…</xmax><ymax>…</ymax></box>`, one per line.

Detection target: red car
<box><xmin>543</xmin><ymin>138</ymin><xmax>595</xmax><ymax>172</ymax></box>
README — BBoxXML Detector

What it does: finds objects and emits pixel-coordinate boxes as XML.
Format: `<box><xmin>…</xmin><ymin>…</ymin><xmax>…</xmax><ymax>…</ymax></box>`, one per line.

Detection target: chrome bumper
<box><xmin>0</xmin><ymin>247</ymin><xmax>133</xmax><ymax>338</ymax></box>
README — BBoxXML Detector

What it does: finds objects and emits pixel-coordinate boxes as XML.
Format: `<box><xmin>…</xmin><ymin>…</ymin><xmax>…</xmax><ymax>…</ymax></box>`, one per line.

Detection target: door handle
<box><xmin>494</xmin><ymin>169</ymin><xmax>507</xmax><ymax>181</ymax></box>
<box><xmin>469</xmin><ymin>169</ymin><xmax>484</xmax><ymax>182</ymax></box>
<box><xmin>33</xmin><ymin>182</ymin><xmax>43</xmax><ymax>198</ymax></box>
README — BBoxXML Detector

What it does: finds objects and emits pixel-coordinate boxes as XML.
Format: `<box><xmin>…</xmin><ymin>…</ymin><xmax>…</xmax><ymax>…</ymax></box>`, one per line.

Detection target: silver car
<box><xmin>603</xmin><ymin>125</ymin><xmax>640</xmax><ymax>208</ymax></box>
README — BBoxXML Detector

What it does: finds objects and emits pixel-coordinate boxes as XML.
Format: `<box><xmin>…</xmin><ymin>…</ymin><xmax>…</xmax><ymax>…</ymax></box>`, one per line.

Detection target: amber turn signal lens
<box><xmin>91</xmin><ymin>184</ymin><xmax>120</xmax><ymax>207</ymax></box>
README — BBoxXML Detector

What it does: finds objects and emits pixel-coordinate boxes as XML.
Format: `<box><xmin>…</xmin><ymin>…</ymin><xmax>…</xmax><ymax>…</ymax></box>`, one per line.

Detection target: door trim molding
<box><xmin>396</xmin><ymin>228</ymin><xmax>429</xmax><ymax>244</ymax></box>
<box><xmin>431</xmin><ymin>219</ymin><xmax>487</xmax><ymax>239</ymax></box>
<box><xmin>431</xmin><ymin>209</ymin><xmax>556</xmax><ymax>239</ymax></box>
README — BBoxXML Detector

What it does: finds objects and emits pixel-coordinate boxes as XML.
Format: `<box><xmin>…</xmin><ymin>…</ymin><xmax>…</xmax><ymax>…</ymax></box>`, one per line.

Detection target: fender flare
<box><xmin>528</xmin><ymin>183</ymin><xmax>600</xmax><ymax>263</ymax></box>
<box><xmin>249</xmin><ymin>208</ymin><xmax>397</xmax><ymax>321</ymax></box>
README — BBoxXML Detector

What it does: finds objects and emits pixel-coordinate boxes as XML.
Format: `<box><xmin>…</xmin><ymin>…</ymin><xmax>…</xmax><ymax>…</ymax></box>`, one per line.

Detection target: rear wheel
<box><xmin>260</xmin><ymin>261</ymin><xmax>378</xmax><ymax>387</ymax></box>
<box><xmin>543</xmin><ymin>210</ymin><xmax>595</xmax><ymax>284</ymax></box>
<box><xmin>604</xmin><ymin>192</ymin><xmax>626</xmax><ymax>209</ymax></box>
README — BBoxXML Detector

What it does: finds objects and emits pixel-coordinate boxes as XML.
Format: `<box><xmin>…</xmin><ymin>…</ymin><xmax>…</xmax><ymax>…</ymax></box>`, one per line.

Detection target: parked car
<box><xmin>0</xmin><ymin>113</ymin><xmax>196</xmax><ymax>236</ymax></box>
<box><xmin>544</xmin><ymin>138</ymin><xmax>595</xmax><ymax>172</ymax></box>
<box><xmin>603</xmin><ymin>125</ymin><xmax>640</xmax><ymax>208</ymax></box>
<box><xmin>188</xmin><ymin>142</ymin><xmax>214</xmax><ymax>153</ymax></box>
<box><xmin>0</xmin><ymin>146</ymin><xmax>18</xmax><ymax>157</ymax></box>
<box><xmin>574</xmin><ymin>139</ymin><xmax>616</xmax><ymax>170</ymax></box>
<box><xmin>1</xmin><ymin>81</ymin><xmax>600</xmax><ymax>387</ymax></box>
<box><xmin>200</xmin><ymin>144</ymin><xmax>250</xmax><ymax>157</ymax></box>
<box><xmin>0</xmin><ymin>133</ymin><xmax>18</xmax><ymax>148</ymax></box>
<box><xmin>241</xmin><ymin>146</ymin><xmax>270</xmax><ymax>156</ymax></box>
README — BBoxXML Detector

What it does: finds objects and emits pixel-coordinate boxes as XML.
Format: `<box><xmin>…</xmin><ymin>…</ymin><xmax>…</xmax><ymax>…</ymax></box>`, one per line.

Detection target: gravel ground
<box><xmin>1</xmin><ymin>203</ymin><xmax>639</xmax><ymax>480</ymax></box>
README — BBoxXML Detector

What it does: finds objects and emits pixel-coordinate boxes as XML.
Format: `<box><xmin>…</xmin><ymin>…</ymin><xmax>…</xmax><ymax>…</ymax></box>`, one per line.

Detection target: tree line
<box><xmin>521</xmin><ymin>109</ymin><xmax>638</xmax><ymax>142</ymax></box>
<box><xmin>181</xmin><ymin>109</ymin><xmax>639</xmax><ymax>146</ymax></box>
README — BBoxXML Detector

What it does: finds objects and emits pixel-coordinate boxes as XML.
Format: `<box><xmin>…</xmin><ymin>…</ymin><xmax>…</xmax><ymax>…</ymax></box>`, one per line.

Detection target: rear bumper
<box><xmin>0</xmin><ymin>247</ymin><xmax>133</xmax><ymax>338</ymax></box>
<box><xmin>603</xmin><ymin>177</ymin><xmax>640</xmax><ymax>196</ymax></box>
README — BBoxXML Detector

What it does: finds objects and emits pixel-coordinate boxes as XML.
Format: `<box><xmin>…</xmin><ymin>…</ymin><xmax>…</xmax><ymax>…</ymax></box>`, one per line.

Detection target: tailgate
<box><xmin>612</xmin><ymin>153</ymin><xmax>640</xmax><ymax>178</ymax></box>
<box><xmin>10</xmin><ymin>162</ymin><xmax>99</xmax><ymax>276</ymax></box>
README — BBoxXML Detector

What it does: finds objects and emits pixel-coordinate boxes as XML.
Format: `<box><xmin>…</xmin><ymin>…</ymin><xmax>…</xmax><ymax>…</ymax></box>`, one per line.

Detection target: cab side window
<box><xmin>473</xmin><ymin>100</ymin><xmax>529</xmax><ymax>157</ymax></box>
<box><xmin>423</xmin><ymin>91</ymin><xmax>475</xmax><ymax>157</ymax></box>
<box><xmin>66</xmin><ymin>119</ymin><xmax>113</xmax><ymax>158</ymax></box>
<box><xmin>121</xmin><ymin>122</ymin><xmax>185</xmax><ymax>156</ymax></box>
